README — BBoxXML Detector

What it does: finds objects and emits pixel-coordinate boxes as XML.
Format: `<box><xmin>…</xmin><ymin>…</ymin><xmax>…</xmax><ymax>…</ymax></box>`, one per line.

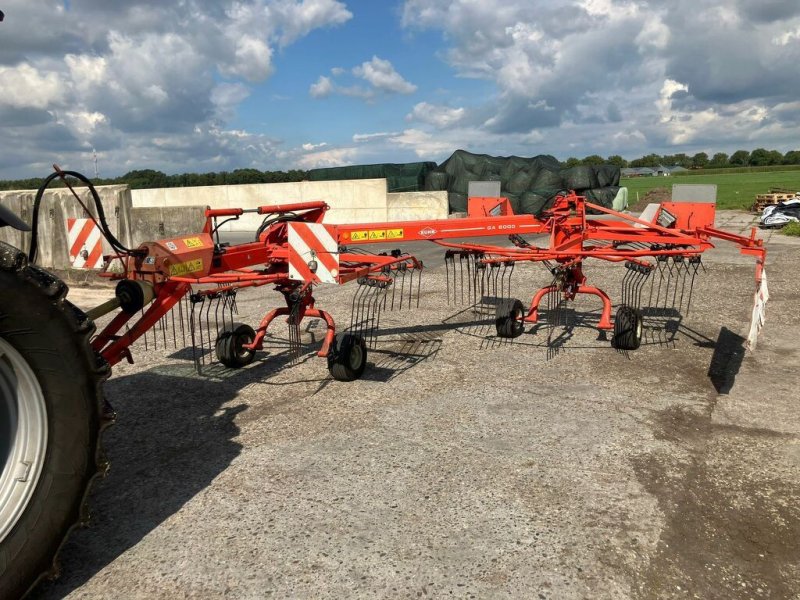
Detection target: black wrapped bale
<box><xmin>562</xmin><ymin>165</ymin><xmax>600</xmax><ymax>191</ymax></box>
<box><xmin>532</xmin><ymin>167</ymin><xmax>564</xmax><ymax>190</ymax></box>
<box><xmin>519</xmin><ymin>191</ymin><xmax>551</xmax><ymax>215</ymax></box>
<box><xmin>424</xmin><ymin>171</ymin><xmax>449</xmax><ymax>191</ymax></box>
<box><xmin>596</xmin><ymin>165</ymin><xmax>620</xmax><ymax>188</ymax></box>
<box><xmin>584</xmin><ymin>186</ymin><xmax>620</xmax><ymax>209</ymax></box>
<box><xmin>448</xmin><ymin>192</ymin><xmax>468</xmax><ymax>213</ymax></box>
<box><xmin>451</xmin><ymin>176</ymin><xmax>470</xmax><ymax>195</ymax></box>
<box><xmin>307</xmin><ymin>161</ymin><xmax>436</xmax><ymax>192</ymax></box>
<box><xmin>506</xmin><ymin>169</ymin><xmax>534</xmax><ymax>194</ymax></box>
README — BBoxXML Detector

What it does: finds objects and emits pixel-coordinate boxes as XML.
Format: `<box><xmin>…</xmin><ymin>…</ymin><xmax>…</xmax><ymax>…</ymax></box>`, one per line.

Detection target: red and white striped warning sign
<box><xmin>287</xmin><ymin>222</ymin><xmax>339</xmax><ymax>284</ymax></box>
<box><xmin>67</xmin><ymin>218</ymin><xmax>105</xmax><ymax>269</ymax></box>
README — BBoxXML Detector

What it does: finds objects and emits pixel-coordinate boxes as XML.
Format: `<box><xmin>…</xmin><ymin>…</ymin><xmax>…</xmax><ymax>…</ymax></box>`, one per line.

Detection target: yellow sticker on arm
<box><xmin>183</xmin><ymin>237</ymin><xmax>204</xmax><ymax>249</ymax></box>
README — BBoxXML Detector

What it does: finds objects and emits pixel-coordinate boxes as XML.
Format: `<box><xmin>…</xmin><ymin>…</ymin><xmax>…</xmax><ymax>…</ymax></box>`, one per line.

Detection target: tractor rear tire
<box><xmin>0</xmin><ymin>242</ymin><xmax>110</xmax><ymax>599</ymax></box>
<box><xmin>215</xmin><ymin>323</ymin><xmax>257</xmax><ymax>368</ymax></box>
<box><xmin>612</xmin><ymin>305</ymin><xmax>643</xmax><ymax>350</ymax></box>
<box><xmin>495</xmin><ymin>298</ymin><xmax>525</xmax><ymax>339</ymax></box>
<box><xmin>327</xmin><ymin>333</ymin><xmax>367</xmax><ymax>381</ymax></box>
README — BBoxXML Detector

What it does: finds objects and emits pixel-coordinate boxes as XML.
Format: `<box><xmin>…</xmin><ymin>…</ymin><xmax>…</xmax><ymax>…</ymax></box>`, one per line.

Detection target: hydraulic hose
<box><xmin>28</xmin><ymin>169</ymin><xmax>144</xmax><ymax>264</ymax></box>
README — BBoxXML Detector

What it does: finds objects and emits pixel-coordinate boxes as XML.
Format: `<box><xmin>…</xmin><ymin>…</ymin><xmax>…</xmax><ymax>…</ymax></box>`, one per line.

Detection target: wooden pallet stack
<box><xmin>752</xmin><ymin>188</ymin><xmax>799</xmax><ymax>212</ymax></box>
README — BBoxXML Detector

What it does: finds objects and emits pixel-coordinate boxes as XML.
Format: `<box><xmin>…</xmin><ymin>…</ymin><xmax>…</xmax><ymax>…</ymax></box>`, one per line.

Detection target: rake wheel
<box><xmin>495</xmin><ymin>298</ymin><xmax>525</xmax><ymax>339</ymax></box>
<box><xmin>215</xmin><ymin>323</ymin><xmax>256</xmax><ymax>368</ymax></box>
<box><xmin>612</xmin><ymin>305</ymin><xmax>643</xmax><ymax>350</ymax></box>
<box><xmin>328</xmin><ymin>333</ymin><xmax>367</xmax><ymax>381</ymax></box>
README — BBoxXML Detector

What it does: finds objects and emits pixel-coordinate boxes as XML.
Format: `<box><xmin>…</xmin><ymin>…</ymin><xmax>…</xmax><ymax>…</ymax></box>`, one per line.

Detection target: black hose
<box><xmin>28</xmin><ymin>170</ymin><xmax>144</xmax><ymax>264</ymax></box>
<box><xmin>254</xmin><ymin>212</ymin><xmax>299</xmax><ymax>241</ymax></box>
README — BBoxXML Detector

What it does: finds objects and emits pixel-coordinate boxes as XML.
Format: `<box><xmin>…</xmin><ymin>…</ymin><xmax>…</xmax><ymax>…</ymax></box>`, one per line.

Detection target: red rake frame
<box><xmin>89</xmin><ymin>191</ymin><xmax>767</xmax><ymax>378</ymax></box>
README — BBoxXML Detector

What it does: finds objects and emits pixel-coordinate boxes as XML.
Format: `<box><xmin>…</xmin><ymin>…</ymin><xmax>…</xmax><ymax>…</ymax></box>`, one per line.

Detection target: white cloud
<box><xmin>310</xmin><ymin>75</ymin><xmax>334</xmax><ymax>98</ymax></box>
<box><xmin>388</xmin><ymin>129</ymin><xmax>452</xmax><ymax>157</ymax></box>
<box><xmin>352</xmin><ymin>56</ymin><xmax>417</xmax><ymax>94</ymax></box>
<box><xmin>0</xmin><ymin>63</ymin><xmax>64</xmax><ymax>109</ymax></box>
<box><xmin>352</xmin><ymin>132</ymin><xmax>396</xmax><ymax>142</ymax></box>
<box><xmin>406</xmin><ymin>102</ymin><xmax>465</xmax><ymax>128</ymax></box>
<box><xmin>0</xmin><ymin>0</ymin><xmax>353</xmax><ymax>177</ymax></box>
<box><xmin>296</xmin><ymin>146</ymin><xmax>359</xmax><ymax>169</ymax></box>
<box><xmin>310</xmin><ymin>56</ymin><xmax>416</xmax><ymax>101</ymax></box>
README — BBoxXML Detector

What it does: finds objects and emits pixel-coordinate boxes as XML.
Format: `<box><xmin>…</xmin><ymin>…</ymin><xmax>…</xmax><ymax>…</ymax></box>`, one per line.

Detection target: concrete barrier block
<box><xmin>387</xmin><ymin>191</ymin><xmax>448</xmax><ymax>221</ymax></box>
<box><xmin>0</xmin><ymin>185</ymin><xmax>132</xmax><ymax>270</ymax></box>
<box><xmin>130</xmin><ymin>206</ymin><xmax>208</xmax><ymax>246</ymax></box>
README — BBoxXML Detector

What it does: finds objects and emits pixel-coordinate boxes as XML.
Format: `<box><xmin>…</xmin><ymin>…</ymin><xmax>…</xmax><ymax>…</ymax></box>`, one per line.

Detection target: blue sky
<box><xmin>1</xmin><ymin>0</ymin><xmax>799</xmax><ymax>178</ymax></box>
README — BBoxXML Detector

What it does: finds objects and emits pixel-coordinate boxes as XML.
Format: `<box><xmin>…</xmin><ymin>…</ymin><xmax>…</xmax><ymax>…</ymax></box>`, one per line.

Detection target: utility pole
<box><xmin>93</xmin><ymin>148</ymin><xmax>98</xmax><ymax>178</ymax></box>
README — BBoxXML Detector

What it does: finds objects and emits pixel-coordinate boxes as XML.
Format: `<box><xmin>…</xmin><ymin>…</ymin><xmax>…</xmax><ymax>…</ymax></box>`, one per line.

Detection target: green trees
<box><xmin>691</xmin><ymin>152</ymin><xmax>709</xmax><ymax>168</ymax></box>
<box><xmin>729</xmin><ymin>150</ymin><xmax>751</xmax><ymax>166</ymax></box>
<box><xmin>710</xmin><ymin>152</ymin><xmax>729</xmax><ymax>167</ymax></box>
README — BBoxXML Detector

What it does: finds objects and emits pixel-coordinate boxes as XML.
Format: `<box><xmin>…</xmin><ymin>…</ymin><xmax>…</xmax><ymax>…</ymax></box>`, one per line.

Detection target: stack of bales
<box><xmin>423</xmin><ymin>150</ymin><xmax>621</xmax><ymax>215</ymax></box>
<box><xmin>308</xmin><ymin>162</ymin><xmax>437</xmax><ymax>193</ymax></box>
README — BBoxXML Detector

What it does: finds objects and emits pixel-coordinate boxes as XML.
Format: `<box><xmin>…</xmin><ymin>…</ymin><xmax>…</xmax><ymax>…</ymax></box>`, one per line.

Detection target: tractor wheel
<box><xmin>612</xmin><ymin>305</ymin><xmax>643</xmax><ymax>350</ymax></box>
<box><xmin>495</xmin><ymin>298</ymin><xmax>525</xmax><ymax>339</ymax></box>
<box><xmin>0</xmin><ymin>242</ymin><xmax>110</xmax><ymax>599</ymax></box>
<box><xmin>327</xmin><ymin>333</ymin><xmax>367</xmax><ymax>382</ymax></box>
<box><xmin>215</xmin><ymin>323</ymin><xmax>257</xmax><ymax>368</ymax></box>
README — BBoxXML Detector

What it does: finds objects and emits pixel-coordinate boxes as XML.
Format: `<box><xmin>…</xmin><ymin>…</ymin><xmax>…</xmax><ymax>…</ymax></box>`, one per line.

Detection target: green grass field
<box><xmin>621</xmin><ymin>170</ymin><xmax>800</xmax><ymax>210</ymax></box>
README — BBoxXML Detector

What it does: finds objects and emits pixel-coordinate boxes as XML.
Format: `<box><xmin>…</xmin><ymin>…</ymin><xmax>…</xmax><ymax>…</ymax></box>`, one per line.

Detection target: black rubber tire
<box><xmin>612</xmin><ymin>305</ymin><xmax>643</xmax><ymax>350</ymax></box>
<box><xmin>0</xmin><ymin>242</ymin><xmax>110</xmax><ymax>599</ymax></box>
<box><xmin>327</xmin><ymin>333</ymin><xmax>367</xmax><ymax>382</ymax></box>
<box><xmin>215</xmin><ymin>323</ymin><xmax>257</xmax><ymax>368</ymax></box>
<box><xmin>495</xmin><ymin>298</ymin><xmax>525</xmax><ymax>339</ymax></box>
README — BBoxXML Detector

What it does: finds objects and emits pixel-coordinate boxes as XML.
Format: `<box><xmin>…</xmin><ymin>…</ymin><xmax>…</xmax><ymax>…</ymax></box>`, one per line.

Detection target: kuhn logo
<box><xmin>419</xmin><ymin>227</ymin><xmax>437</xmax><ymax>237</ymax></box>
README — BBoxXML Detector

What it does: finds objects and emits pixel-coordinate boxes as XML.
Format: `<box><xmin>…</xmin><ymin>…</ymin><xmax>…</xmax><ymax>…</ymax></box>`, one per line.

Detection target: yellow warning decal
<box><xmin>351</xmin><ymin>231</ymin><xmax>368</xmax><ymax>241</ymax></box>
<box><xmin>169</xmin><ymin>258</ymin><xmax>204</xmax><ymax>276</ymax></box>
<box><xmin>368</xmin><ymin>230</ymin><xmax>387</xmax><ymax>241</ymax></box>
<box><xmin>387</xmin><ymin>228</ymin><xmax>404</xmax><ymax>240</ymax></box>
<box><xmin>183</xmin><ymin>237</ymin><xmax>204</xmax><ymax>249</ymax></box>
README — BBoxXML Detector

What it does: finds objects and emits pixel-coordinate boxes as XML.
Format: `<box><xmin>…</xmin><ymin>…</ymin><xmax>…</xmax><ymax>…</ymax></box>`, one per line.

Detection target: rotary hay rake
<box><xmin>39</xmin><ymin>169</ymin><xmax>769</xmax><ymax>381</ymax></box>
<box><xmin>0</xmin><ymin>167</ymin><xmax>772</xmax><ymax>597</ymax></box>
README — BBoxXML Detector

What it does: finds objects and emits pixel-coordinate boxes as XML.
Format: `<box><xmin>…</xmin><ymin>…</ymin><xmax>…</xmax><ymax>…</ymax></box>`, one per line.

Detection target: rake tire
<box><xmin>215</xmin><ymin>322</ymin><xmax>257</xmax><ymax>368</ymax></box>
<box><xmin>495</xmin><ymin>298</ymin><xmax>525</xmax><ymax>339</ymax></box>
<box><xmin>0</xmin><ymin>242</ymin><xmax>110</xmax><ymax>599</ymax></box>
<box><xmin>328</xmin><ymin>333</ymin><xmax>367</xmax><ymax>382</ymax></box>
<box><xmin>612</xmin><ymin>305</ymin><xmax>643</xmax><ymax>350</ymax></box>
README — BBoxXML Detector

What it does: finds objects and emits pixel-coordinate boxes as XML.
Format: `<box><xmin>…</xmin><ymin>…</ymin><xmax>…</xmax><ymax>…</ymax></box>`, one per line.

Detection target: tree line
<box><xmin>0</xmin><ymin>168</ymin><xmax>309</xmax><ymax>191</ymax></box>
<box><xmin>564</xmin><ymin>148</ymin><xmax>800</xmax><ymax>169</ymax></box>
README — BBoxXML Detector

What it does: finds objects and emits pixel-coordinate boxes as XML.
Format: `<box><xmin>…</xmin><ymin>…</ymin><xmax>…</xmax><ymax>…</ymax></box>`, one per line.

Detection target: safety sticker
<box><xmin>351</xmin><ymin>231</ymin><xmax>368</xmax><ymax>241</ymax></box>
<box><xmin>165</xmin><ymin>241</ymin><xmax>178</xmax><ymax>251</ymax></box>
<box><xmin>183</xmin><ymin>237</ymin><xmax>204</xmax><ymax>249</ymax></box>
<box><xmin>387</xmin><ymin>228</ymin><xmax>404</xmax><ymax>239</ymax></box>
<box><xmin>169</xmin><ymin>258</ymin><xmax>204</xmax><ymax>276</ymax></box>
<box><xmin>368</xmin><ymin>230</ymin><xmax>387</xmax><ymax>241</ymax></box>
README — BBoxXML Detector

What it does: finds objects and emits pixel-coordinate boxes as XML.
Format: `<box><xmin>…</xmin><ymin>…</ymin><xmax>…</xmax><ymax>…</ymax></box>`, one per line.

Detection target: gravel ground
<box><xmin>34</xmin><ymin>212</ymin><xmax>800</xmax><ymax>599</ymax></box>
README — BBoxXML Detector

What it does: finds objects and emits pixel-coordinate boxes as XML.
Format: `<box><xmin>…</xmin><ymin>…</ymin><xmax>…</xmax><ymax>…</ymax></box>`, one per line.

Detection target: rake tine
<box><xmin>459</xmin><ymin>253</ymin><xmax>466</xmax><ymax>305</ymax></box>
<box><xmin>213</xmin><ymin>294</ymin><xmax>222</xmax><ymax>346</ymax></box>
<box><xmin>178</xmin><ymin>294</ymin><xmax>186</xmax><ymax>348</ymax></box>
<box><xmin>466</xmin><ymin>254</ymin><xmax>473</xmax><ymax>303</ymax></box>
<box><xmin>685</xmin><ymin>257</ymin><xmax>701</xmax><ymax>316</ymax></box>
<box><xmin>390</xmin><ymin>270</ymin><xmax>398</xmax><ymax>310</ymax></box>
<box><xmin>350</xmin><ymin>279</ymin><xmax>362</xmax><ymax>331</ymax></box>
<box><xmin>445</xmin><ymin>251</ymin><xmax>451</xmax><ymax>305</ymax></box>
<box><xmin>353</xmin><ymin>280</ymin><xmax>365</xmax><ymax>339</ymax></box>
<box><xmin>189</xmin><ymin>295</ymin><xmax>200</xmax><ymax>373</ymax></box>
<box><xmin>408</xmin><ymin>266</ymin><xmax>414</xmax><ymax>309</ymax></box>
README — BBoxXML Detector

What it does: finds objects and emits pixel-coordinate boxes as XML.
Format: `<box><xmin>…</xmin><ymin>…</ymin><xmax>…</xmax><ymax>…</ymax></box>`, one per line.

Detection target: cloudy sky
<box><xmin>1</xmin><ymin>0</ymin><xmax>799</xmax><ymax>178</ymax></box>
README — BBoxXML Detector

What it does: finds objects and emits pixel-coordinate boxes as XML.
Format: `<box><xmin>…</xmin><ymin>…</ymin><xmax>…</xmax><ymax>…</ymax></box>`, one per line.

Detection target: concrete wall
<box><xmin>0</xmin><ymin>181</ymin><xmax>450</xmax><ymax>271</ymax></box>
<box><xmin>387</xmin><ymin>191</ymin><xmax>448</xmax><ymax>221</ymax></box>
<box><xmin>130</xmin><ymin>206</ymin><xmax>208</xmax><ymax>247</ymax></box>
<box><xmin>131</xmin><ymin>179</ymin><xmax>392</xmax><ymax>231</ymax></box>
<box><xmin>0</xmin><ymin>185</ymin><xmax>132</xmax><ymax>270</ymax></box>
